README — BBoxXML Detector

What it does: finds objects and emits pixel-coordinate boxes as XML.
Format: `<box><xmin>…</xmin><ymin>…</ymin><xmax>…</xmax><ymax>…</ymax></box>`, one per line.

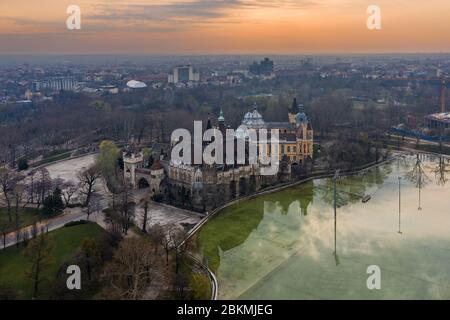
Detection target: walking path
<box><xmin>1</xmin><ymin>208</ymin><xmax>106</xmax><ymax>249</ymax></box>
<box><xmin>1</xmin><ymin>153</ymin><xmax>111</xmax><ymax>250</ymax></box>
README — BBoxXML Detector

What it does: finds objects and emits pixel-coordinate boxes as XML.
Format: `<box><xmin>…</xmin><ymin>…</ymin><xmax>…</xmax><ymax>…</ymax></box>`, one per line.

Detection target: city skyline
<box><xmin>1</xmin><ymin>0</ymin><xmax>450</xmax><ymax>55</ymax></box>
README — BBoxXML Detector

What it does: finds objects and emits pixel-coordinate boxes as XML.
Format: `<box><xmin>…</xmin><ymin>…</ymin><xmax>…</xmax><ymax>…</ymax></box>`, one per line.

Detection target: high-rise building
<box><xmin>249</xmin><ymin>57</ymin><xmax>275</xmax><ymax>77</ymax></box>
<box><xmin>168</xmin><ymin>65</ymin><xmax>200</xmax><ymax>84</ymax></box>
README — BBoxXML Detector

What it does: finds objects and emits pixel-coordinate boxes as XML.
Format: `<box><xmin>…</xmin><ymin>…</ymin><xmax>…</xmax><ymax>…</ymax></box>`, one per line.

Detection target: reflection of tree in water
<box><xmin>433</xmin><ymin>156</ymin><xmax>450</xmax><ymax>186</ymax></box>
<box><xmin>317</xmin><ymin>164</ymin><xmax>392</xmax><ymax>208</ymax></box>
<box><xmin>405</xmin><ymin>154</ymin><xmax>431</xmax><ymax>211</ymax></box>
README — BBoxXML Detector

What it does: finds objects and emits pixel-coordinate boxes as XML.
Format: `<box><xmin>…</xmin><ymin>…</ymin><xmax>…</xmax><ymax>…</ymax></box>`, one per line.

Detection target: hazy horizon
<box><xmin>1</xmin><ymin>0</ymin><xmax>450</xmax><ymax>55</ymax></box>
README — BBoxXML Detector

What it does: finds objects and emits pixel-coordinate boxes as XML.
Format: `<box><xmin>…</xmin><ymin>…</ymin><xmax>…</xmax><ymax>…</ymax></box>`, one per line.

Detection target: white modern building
<box><xmin>126</xmin><ymin>80</ymin><xmax>147</xmax><ymax>89</ymax></box>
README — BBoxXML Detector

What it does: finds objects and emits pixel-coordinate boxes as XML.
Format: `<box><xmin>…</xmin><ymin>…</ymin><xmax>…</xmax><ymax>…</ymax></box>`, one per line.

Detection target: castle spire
<box><xmin>290</xmin><ymin>98</ymin><xmax>299</xmax><ymax>114</ymax></box>
<box><xmin>218</xmin><ymin>108</ymin><xmax>225</xmax><ymax>123</ymax></box>
<box><xmin>206</xmin><ymin>113</ymin><xmax>212</xmax><ymax>130</ymax></box>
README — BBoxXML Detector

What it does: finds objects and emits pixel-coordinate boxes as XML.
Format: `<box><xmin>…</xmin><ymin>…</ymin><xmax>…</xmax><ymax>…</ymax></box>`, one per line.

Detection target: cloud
<box><xmin>1</xmin><ymin>0</ymin><xmax>320</xmax><ymax>36</ymax></box>
<box><xmin>0</xmin><ymin>16</ymin><xmax>64</xmax><ymax>31</ymax></box>
<box><xmin>86</xmin><ymin>0</ymin><xmax>318</xmax><ymax>29</ymax></box>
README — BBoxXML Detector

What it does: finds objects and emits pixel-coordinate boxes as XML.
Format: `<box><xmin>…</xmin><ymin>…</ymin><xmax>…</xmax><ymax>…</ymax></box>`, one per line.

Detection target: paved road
<box><xmin>1</xmin><ymin>208</ymin><xmax>106</xmax><ymax>249</ymax></box>
<box><xmin>2</xmin><ymin>153</ymin><xmax>112</xmax><ymax>250</ymax></box>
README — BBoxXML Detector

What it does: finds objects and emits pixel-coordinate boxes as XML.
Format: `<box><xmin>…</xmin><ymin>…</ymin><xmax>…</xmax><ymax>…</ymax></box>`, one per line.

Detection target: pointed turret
<box><xmin>218</xmin><ymin>108</ymin><xmax>226</xmax><ymax>136</ymax></box>
<box><xmin>206</xmin><ymin>114</ymin><xmax>212</xmax><ymax>130</ymax></box>
<box><xmin>290</xmin><ymin>98</ymin><xmax>299</xmax><ymax>114</ymax></box>
<box><xmin>218</xmin><ymin>108</ymin><xmax>225</xmax><ymax>125</ymax></box>
<box><xmin>288</xmin><ymin>98</ymin><xmax>299</xmax><ymax>125</ymax></box>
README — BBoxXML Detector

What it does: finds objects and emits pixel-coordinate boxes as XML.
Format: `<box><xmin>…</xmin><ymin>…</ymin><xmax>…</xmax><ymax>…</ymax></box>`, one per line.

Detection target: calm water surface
<box><xmin>197</xmin><ymin>154</ymin><xmax>450</xmax><ymax>299</ymax></box>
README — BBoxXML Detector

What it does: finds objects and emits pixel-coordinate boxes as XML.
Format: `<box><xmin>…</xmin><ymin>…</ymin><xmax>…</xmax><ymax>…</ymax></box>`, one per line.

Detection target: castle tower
<box><xmin>149</xmin><ymin>159</ymin><xmax>164</xmax><ymax>195</ymax></box>
<box><xmin>288</xmin><ymin>98</ymin><xmax>299</xmax><ymax>125</ymax></box>
<box><xmin>123</xmin><ymin>151</ymin><xmax>144</xmax><ymax>188</ymax></box>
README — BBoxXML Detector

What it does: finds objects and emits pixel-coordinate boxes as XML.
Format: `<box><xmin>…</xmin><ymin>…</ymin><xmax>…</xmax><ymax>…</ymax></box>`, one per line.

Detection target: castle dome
<box><xmin>242</xmin><ymin>103</ymin><xmax>265</xmax><ymax>128</ymax></box>
<box><xmin>295</xmin><ymin>112</ymin><xmax>309</xmax><ymax>124</ymax></box>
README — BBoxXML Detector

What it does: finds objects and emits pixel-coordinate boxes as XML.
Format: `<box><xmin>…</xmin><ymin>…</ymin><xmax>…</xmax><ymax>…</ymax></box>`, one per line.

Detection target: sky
<box><xmin>1</xmin><ymin>0</ymin><xmax>450</xmax><ymax>54</ymax></box>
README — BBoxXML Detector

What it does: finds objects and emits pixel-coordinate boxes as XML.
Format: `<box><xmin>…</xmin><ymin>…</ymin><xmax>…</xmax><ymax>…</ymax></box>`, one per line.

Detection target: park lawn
<box><xmin>0</xmin><ymin>207</ymin><xmax>42</xmax><ymax>233</ymax></box>
<box><xmin>0</xmin><ymin>222</ymin><xmax>106</xmax><ymax>299</ymax></box>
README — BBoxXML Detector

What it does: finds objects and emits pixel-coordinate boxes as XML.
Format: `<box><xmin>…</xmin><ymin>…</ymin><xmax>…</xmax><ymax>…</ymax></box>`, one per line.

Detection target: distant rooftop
<box><xmin>426</xmin><ymin>112</ymin><xmax>450</xmax><ymax>124</ymax></box>
<box><xmin>126</xmin><ymin>80</ymin><xmax>147</xmax><ymax>89</ymax></box>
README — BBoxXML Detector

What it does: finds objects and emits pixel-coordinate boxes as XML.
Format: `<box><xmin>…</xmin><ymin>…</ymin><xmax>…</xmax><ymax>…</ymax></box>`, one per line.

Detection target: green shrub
<box><xmin>42</xmin><ymin>188</ymin><xmax>65</xmax><ymax>216</ymax></box>
<box><xmin>64</xmin><ymin>220</ymin><xmax>89</xmax><ymax>228</ymax></box>
<box><xmin>18</xmin><ymin>159</ymin><xmax>29</xmax><ymax>171</ymax></box>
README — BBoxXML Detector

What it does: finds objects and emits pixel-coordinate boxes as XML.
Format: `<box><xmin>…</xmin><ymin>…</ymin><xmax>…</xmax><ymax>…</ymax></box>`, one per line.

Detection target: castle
<box><xmin>123</xmin><ymin>98</ymin><xmax>313</xmax><ymax>212</ymax></box>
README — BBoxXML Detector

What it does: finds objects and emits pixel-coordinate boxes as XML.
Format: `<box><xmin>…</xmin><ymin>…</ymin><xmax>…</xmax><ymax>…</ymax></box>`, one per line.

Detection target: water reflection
<box><xmin>333</xmin><ymin>195</ymin><xmax>340</xmax><ymax>266</ymax></box>
<box><xmin>433</xmin><ymin>156</ymin><xmax>450</xmax><ymax>186</ymax></box>
<box><xmin>405</xmin><ymin>154</ymin><xmax>431</xmax><ymax>211</ymax></box>
<box><xmin>316</xmin><ymin>164</ymin><xmax>392</xmax><ymax>208</ymax></box>
<box><xmin>197</xmin><ymin>153</ymin><xmax>450</xmax><ymax>299</ymax></box>
<box><xmin>398</xmin><ymin>176</ymin><xmax>403</xmax><ymax>235</ymax></box>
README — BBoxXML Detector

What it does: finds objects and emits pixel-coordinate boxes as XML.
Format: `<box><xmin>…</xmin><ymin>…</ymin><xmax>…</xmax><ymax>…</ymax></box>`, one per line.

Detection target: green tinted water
<box><xmin>197</xmin><ymin>154</ymin><xmax>450</xmax><ymax>299</ymax></box>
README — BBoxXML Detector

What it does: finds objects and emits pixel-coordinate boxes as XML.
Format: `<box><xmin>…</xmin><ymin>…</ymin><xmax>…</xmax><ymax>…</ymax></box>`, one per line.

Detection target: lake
<box><xmin>197</xmin><ymin>153</ymin><xmax>450</xmax><ymax>299</ymax></box>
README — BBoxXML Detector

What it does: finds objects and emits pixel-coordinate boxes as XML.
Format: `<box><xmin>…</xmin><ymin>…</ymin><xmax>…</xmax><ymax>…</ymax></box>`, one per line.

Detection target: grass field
<box><xmin>0</xmin><ymin>222</ymin><xmax>106</xmax><ymax>299</ymax></box>
<box><xmin>0</xmin><ymin>207</ymin><xmax>42</xmax><ymax>233</ymax></box>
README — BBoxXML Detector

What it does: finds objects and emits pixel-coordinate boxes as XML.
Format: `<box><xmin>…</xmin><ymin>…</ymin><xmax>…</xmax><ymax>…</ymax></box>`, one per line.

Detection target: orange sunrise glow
<box><xmin>1</xmin><ymin>0</ymin><xmax>450</xmax><ymax>54</ymax></box>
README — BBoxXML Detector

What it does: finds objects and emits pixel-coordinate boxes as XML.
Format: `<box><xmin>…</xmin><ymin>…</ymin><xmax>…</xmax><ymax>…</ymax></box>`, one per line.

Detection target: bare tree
<box><xmin>32</xmin><ymin>168</ymin><xmax>52</xmax><ymax>209</ymax></box>
<box><xmin>1</xmin><ymin>226</ymin><xmax>7</xmax><ymax>249</ymax></box>
<box><xmin>152</xmin><ymin>225</ymin><xmax>178</xmax><ymax>267</ymax></box>
<box><xmin>53</xmin><ymin>178</ymin><xmax>76</xmax><ymax>206</ymax></box>
<box><xmin>14</xmin><ymin>229</ymin><xmax>21</xmax><ymax>248</ymax></box>
<box><xmin>24</xmin><ymin>232</ymin><xmax>52</xmax><ymax>299</ymax></box>
<box><xmin>86</xmin><ymin>194</ymin><xmax>101</xmax><ymax>221</ymax></box>
<box><xmin>169</xmin><ymin>227</ymin><xmax>189</xmax><ymax>274</ymax></box>
<box><xmin>78</xmin><ymin>165</ymin><xmax>102</xmax><ymax>208</ymax></box>
<box><xmin>0</xmin><ymin>167</ymin><xmax>19</xmax><ymax>224</ymax></box>
<box><xmin>60</xmin><ymin>181</ymin><xmax>78</xmax><ymax>206</ymax></box>
<box><xmin>140</xmin><ymin>198</ymin><xmax>150</xmax><ymax>233</ymax></box>
<box><xmin>118</xmin><ymin>184</ymin><xmax>135</xmax><ymax>235</ymax></box>
<box><xmin>22</xmin><ymin>228</ymin><xmax>30</xmax><ymax>247</ymax></box>
<box><xmin>101</xmin><ymin>237</ymin><xmax>160</xmax><ymax>300</ymax></box>
<box><xmin>12</xmin><ymin>184</ymin><xmax>26</xmax><ymax>228</ymax></box>
<box><xmin>31</xmin><ymin>223</ymin><xmax>39</xmax><ymax>239</ymax></box>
